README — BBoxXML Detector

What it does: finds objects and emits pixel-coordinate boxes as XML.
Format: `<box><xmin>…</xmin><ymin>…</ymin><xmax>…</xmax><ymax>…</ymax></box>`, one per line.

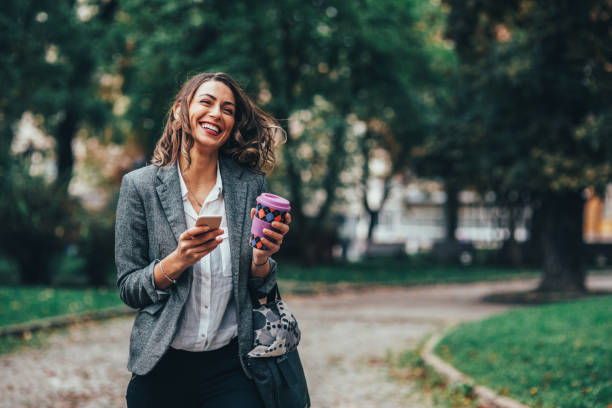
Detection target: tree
<box><xmin>354</xmin><ymin>0</ymin><xmax>441</xmax><ymax>244</ymax></box>
<box><xmin>0</xmin><ymin>0</ymin><xmax>116</xmax><ymax>283</ymax></box>
<box><xmin>443</xmin><ymin>0</ymin><xmax>612</xmax><ymax>290</ymax></box>
<box><xmin>117</xmin><ymin>0</ymin><xmax>437</xmax><ymax>262</ymax></box>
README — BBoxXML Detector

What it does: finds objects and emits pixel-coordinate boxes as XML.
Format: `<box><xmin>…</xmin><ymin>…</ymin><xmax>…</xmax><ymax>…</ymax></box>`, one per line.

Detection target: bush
<box><xmin>0</xmin><ymin>257</ymin><xmax>20</xmax><ymax>285</ymax></box>
<box><xmin>76</xmin><ymin>203</ymin><xmax>117</xmax><ymax>287</ymax></box>
<box><xmin>0</xmin><ymin>158</ymin><xmax>79</xmax><ymax>284</ymax></box>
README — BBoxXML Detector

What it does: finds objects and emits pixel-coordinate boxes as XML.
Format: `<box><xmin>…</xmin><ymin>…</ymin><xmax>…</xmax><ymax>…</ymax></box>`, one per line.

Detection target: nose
<box><xmin>208</xmin><ymin>103</ymin><xmax>221</xmax><ymax>119</ymax></box>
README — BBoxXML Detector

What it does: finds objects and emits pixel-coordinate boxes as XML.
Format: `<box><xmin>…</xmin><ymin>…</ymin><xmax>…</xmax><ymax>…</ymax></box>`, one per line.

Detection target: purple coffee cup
<box><xmin>249</xmin><ymin>193</ymin><xmax>291</xmax><ymax>251</ymax></box>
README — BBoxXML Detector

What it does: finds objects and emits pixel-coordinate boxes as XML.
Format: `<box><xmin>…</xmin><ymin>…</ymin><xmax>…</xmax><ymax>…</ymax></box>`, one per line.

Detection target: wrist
<box><xmin>158</xmin><ymin>259</ymin><xmax>176</xmax><ymax>284</ymax></box>
<box><xmin>252</xmin><ymin>255</ymin><xmax>269</xmax><ymax>266</ymax></box>
<box><xmin>165</xmin><ymin>251</ymin><xmax>186</xmax><ymax>277</ymax></box>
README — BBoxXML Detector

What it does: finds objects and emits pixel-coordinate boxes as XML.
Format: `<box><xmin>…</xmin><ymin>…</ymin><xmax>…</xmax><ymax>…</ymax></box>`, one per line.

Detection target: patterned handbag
<box><xmin>249</xmin><ymin>285</ymin><xmax>301</xmax><ymax>358</ymax></box>
<box><xmin>248</xmin><ymin>285</ymin><xmax>310</xmax><ymax>407</ymax></box>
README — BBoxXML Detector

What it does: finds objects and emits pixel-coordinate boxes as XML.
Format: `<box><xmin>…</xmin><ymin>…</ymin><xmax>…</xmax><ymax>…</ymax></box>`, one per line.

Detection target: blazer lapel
<box><xmin>219</xmin><ymin>155</ymin><xmax>248</xmax><ymax>281</ymax></box>
<box><xmin>155</xmin><ymin>163</ymin><xmax>187</xmax><ymax>244</ymax></box>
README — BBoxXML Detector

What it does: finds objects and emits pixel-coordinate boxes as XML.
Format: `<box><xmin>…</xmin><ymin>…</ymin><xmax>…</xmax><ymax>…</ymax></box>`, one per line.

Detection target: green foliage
<box><xmin>0</xmin><ymin>286</ymin><xmax>123</xmax><ymax>327</ymax></box>
<box><xmin>50</xmin><ymin>251</ymin><xmax>88</xmax><ymax>286</ymax></box>
<box><xmin>437</xmin><ymin>0</ymin><xmax>612</xmax><ymax>194</ymax></box>
<box><xmin>0</xmin><ymin>154</ymin><xmax>117</xmax><ymax>286</ymax></box>
<box><xmin>76</xmin><ymin>201</ymin><xmax>119</xmax><ymax>287</ymax></box>
<box><xmin>423</xmin><ymin>0</ymin><xmax>612</xmax><ymax>288</ymax></box>
<box><xmin>0</xmin><ymin>257</ymin><xmax>19</xmax><ymax>285</ymax></box>
<box><xmin>0</xmin><ymin>0</ymin><xmax>114</xmax><ymax>185</ymax></box>
<box><xmin>437</xmin><ymin>296</ymin><xmax>612</xmax><ymax>407</ymax></box>
<box><xmin>0</xmin><ymin>1</ymin><xmax>120</xmax><ymax>285</ymax></box>
<box><xmin>0</xmin><ymin>156</ymin><xmax>80</xmax><ymax>284</ymax></box>
<box><xmin>115</xmin><ymin>0</ymin><xmax>442</xmax><ymax>262</ymax></box>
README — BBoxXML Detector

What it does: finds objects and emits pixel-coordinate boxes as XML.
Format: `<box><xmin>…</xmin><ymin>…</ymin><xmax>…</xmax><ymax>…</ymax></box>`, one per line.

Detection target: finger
<box><xmin>263</xmin><ymin>228</ymin><xmax>284</xmax><ymax>243</ymax></box>
<box><xmin>250</xmin><ymin>208</ymin><xmax>255</xmax><ymax>220</ymax></box>
<box><xmin>183</xmin><ymin>226</ymin><xmax>210</xmax><ymax>240</ymax></box>
<box><xmin>192</xmin><ymin>229</ymin><xmax>224</xmax><ymax>246</ymax></box>
<box><xmin>190</xmin><ymin>236</ymin><xmax>222</xmax><ymax>254</ymax></box>
<box><xmin>270</xmin><ymin>221</ymin><xmax>290</xmax><ymax>235</ymax></box>
<box><xmin>261</xmin><ymin>237</ymin><xmax>280</xmax><ymax>252</ymax></box>
<box><xmin>285</xmin><ymin>213</ymin><xmax>292</xmax><ymax>225</ymax></box>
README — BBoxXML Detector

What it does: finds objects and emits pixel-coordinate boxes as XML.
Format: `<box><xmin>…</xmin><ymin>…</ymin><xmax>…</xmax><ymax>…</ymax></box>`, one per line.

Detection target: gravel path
<box><xmin>2</xmin><ymin>276</ymin><xmax>611</xmax><ymax>408</ymax></box>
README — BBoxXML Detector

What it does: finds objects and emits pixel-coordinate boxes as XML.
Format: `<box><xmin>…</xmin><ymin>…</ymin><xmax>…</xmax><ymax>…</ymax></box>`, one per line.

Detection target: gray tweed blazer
<box><xmin>114</xmin><ymin>154</ymin><xmax>277</xmax><ymax>377</ymax></box>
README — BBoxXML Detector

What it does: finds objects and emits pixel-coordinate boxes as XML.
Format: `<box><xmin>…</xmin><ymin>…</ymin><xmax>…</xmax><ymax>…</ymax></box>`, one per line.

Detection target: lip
<box><xmin>199</xmin><ymin>120</ymin><xmax>222</xmax><ymax>135</ymax></box>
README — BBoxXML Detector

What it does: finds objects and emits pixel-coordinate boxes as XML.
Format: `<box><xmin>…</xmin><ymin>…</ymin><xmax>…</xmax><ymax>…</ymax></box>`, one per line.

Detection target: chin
<box><xmin>193</xmin><ymin>135</ymin><xmax>227</xmax><ymax>153</ymax></box>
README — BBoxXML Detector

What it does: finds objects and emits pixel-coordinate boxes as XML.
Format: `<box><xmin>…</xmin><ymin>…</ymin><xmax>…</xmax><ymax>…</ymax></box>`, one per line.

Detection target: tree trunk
<box><xmin>444</xmin><ymin>183</ymin><xmax>459</xmax><ymax>242</ymax></box>
<box><xmin>364</xmin><ymin>177</ymin><xmax>393</xmax><ymax>243</ymax></box>
<box><xmin>366</xmin><ymin>210</ymin><xmax>378</xmax><ymax>242</ymax></box>
<box><xmin>537</xmin><ymin>191</ymin><xmax>586</xmax><ymax>292</ymax></box>
<box><xmin>55</xmin><ymin>107</ymin><xmax>77</xmax><ymax>193</ymax></box>
<box><xmin>18</xmin><ymin>251</ymin><xmax>53</xmax><ymax>285</ymax></box>
<box><xmin>499</xmin><ymin>206</ymin><xmax>523</xmax><ymax>266</ymax></box>
<box><xmin>318</xmin><ymin>117</ymin><xmax>347</xmax><ymax>224</ymax></box>
<box><xmin>360</xmin><ymin>130</ymin><xmax>394</xmax><ymax>244</ymax></box>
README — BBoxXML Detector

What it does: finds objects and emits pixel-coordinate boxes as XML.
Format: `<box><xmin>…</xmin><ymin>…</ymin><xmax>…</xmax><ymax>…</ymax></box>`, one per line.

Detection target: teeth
<box><xmin>201</xmin><ymin>123</ymin><xmax>220</xmax><ymax>133</ymax></box>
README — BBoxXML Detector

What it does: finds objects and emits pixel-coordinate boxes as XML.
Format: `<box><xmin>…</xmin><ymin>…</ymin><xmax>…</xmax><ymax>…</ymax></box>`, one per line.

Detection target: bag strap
<box><xmin>250</xmin><ymin>283</ymin><xmax>281</xmax><ymax>308</ymax></box>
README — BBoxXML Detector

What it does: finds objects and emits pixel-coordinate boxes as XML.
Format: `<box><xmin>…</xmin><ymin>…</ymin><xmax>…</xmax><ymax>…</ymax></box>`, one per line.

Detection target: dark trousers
<box><xmin>126</xmin><ymin>339</ymin><xmax>264</xmax><ymax>408</ymax></box>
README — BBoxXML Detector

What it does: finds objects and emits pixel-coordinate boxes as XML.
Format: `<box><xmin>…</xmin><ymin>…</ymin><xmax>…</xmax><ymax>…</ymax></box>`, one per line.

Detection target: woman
<box><xmin>115</xmin><ymin>72</ymin><xmax>289</xmax><ymax>407</ymax></box>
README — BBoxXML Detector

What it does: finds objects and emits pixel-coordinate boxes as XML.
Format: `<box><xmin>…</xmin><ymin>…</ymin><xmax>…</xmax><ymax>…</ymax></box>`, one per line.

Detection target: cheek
<box><xmin>224</xmin><ymin>118</ymin><xmax>236</xmax><ymax>137</ymax></box>
<box><xmin>220</xmin><ymin>130</ymin><xmax>233</xmax><ymax>145</ymax></box>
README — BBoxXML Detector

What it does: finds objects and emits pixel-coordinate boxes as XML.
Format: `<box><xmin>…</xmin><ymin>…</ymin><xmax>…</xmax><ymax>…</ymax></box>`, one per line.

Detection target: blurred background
<box><xmin>2</xmin><ymin>0</ymin><xmax>611</xmax><ymax>291</ymax></box>
<box><xmin>2</xmin><ymin>1</ymin><xmax>612</xmax><ymax>407</ymax></box>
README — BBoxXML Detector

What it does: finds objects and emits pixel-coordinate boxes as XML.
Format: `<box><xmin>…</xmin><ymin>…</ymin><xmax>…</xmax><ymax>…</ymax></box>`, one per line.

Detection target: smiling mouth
<box><xmin>199</xmin><ymin>122</ymin><xmax>221</xmax><ymax>135</ymax></box>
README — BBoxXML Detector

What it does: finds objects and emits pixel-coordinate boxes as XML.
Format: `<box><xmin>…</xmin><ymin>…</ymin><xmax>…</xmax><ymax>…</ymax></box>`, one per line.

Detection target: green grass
<box><xmin>436</xmin><ymin>296</ymin><xmax>612</xmax><ymax>408</ymax></box>
<box><xmin>0</xmin><ymin>286</ymin><xmax>123</xmax><ymax>327</ymax></box>
<box><xmin>1</xmin><ymin>262</ymin><xmax>531</xmax><ymax>329</ymax></box>
<box><xmin>389</xmin><ymin>345</ymin><xmax>480</xmax><ymax>408</ymax></box>
<box><xmin>280</xmin><ymin>259</ymin><xmax>539</xmax><ymax>285</ymax></box>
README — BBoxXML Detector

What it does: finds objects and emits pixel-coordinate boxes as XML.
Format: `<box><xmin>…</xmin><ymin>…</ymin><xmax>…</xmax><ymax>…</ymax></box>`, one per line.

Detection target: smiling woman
<box><xmin>184</xmin><ymin>80</ymin><xmax>236</xmax><ymax>154</ymax></box>
<box><xmin>152</xmin><ymin>72</ymin><xmax>284</xmax><ymax>173</ymax></box>
<box><xmin>115</xmin><ymin>72</ymin><xmax>307</xmax><ymax>407</ymax></box>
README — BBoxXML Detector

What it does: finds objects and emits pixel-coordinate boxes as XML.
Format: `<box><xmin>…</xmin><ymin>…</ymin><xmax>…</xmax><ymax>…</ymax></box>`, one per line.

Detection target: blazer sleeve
<box><xmin>115</xmin><ymin>173</ymin><xmax>168</xmax><ymax>309</ymax></box>
<box><xmin>247</xmin><ymin>175</ymin><xmax>279</xmax><ymax>298</ymax></box>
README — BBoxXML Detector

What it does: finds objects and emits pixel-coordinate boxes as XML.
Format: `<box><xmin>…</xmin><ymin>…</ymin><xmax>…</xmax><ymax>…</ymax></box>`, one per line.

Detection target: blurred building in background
<box><xmin>340</xmin><ymin>180</ymin><xmax>612</xmax><ymax>262</ymax></box>
<box><xmin>372</xmin><ymin>181</ymin><xmax>530</xmax><ymax>251</ymax></box>
<box><xmin>584</xmin><ymin>186</ymin><xmax>612</xmax><ymax>244</ymax></box>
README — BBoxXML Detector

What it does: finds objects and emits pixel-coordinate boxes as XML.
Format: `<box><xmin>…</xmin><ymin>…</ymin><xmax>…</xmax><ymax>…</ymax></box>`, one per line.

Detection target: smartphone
<box><xmin>196</xmin><ymin>215</ymin><xmax>222</xmax><ymax>229</ymax></box>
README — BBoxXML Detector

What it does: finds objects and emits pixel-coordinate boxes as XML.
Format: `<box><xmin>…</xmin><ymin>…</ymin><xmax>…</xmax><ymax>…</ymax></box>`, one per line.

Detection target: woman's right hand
<box><xmin>173</xmin><ymin>226</ymin><xmax>225</xmax><ymax>271</ymax></box>
<box><xmin>154</xmin><ymin>226</ymin><xmax>224</xmax><ymax>289</ymax></box>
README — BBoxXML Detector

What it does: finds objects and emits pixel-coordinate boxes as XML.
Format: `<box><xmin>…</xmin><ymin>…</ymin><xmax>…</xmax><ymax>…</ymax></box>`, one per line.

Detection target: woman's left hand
<box><xmin>250</xmin><ymin>208</ymin><xmax>291</xmax><ymax>261</ymax></box>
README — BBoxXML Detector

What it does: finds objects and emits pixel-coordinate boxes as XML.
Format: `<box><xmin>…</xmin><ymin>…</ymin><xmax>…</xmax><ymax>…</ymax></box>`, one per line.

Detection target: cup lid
<box><xmin>256</xmin><ymin>193</ymin><xmax>291</xmax><ymax>212</ymax></box>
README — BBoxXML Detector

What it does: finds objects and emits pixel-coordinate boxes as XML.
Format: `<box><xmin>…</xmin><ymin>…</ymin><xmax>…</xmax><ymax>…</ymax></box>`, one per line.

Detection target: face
<box><xmin>184</xmin><ymin>80</ymin><xmax>236</xmax><ymax>154</ymax></box>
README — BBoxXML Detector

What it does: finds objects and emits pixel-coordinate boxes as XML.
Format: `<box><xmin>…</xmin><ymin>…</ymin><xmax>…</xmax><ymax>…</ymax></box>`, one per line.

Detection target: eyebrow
<box><xmin>199</xmin><ymin>93</ymin><xmax>235</xmax><ymax>107</ymax></box>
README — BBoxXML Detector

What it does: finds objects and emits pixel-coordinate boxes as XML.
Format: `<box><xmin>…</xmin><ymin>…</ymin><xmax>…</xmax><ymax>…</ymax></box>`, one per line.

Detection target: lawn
<box><xmin>436</xmin><ymin>296</ymin><xmax>612</xmax><ymax>408</ymax></box>
<box><xmin>0</xmin><ymin>286</ymin><xmax>124</xmax><ymax>327</ymax></box>
<box><xmin>0</xmin><ymin>262</ymin><xmax>541</xmax><ymax>327</ymax></box>
<box><xmin>280</xmin><ymin>258</ymin><xmax>539</xmax><ymax>285</ymax></box>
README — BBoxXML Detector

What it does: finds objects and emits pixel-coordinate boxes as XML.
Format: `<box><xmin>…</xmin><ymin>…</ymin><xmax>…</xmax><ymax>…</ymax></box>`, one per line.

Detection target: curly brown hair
<box><xmin>151</xmin><ymin>72</ymin><xmax>284</xmax><ymax>172</ymax></box>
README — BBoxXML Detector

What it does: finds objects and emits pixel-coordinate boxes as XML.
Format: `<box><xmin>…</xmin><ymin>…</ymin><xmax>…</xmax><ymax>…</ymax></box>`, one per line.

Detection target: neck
<box><xmin>179</xmin><ymin>148</ymin><xmax>218</xmax><ymax>187</ymax></box>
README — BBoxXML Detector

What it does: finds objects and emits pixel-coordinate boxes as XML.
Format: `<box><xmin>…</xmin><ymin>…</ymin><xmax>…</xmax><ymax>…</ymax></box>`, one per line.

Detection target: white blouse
<box><xmin>169</xmin><ymin>162</ymin><xmax>237</xmax><ymax>351</ymax></box>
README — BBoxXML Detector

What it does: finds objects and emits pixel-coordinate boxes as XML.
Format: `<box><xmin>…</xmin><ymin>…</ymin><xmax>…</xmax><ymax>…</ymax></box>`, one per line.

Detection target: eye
<box><xmin>224</xmin><ymin>108</ymin><xmax>234</xmax><ymax>115</ymax></box>
<box><xmin>200</xmin><ymin>99</ymin><xmax>212</xmax><ymax>105</ymax></box>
